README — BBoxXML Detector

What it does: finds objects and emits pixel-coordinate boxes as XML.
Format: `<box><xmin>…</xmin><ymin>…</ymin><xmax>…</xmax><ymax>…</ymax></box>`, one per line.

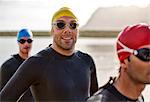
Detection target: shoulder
<box><xmin>18</xmin><ymin>48</ymin><xmax>53</xmax><ymax>79</ymax></box>
<box><xmin>76</xmin><ymin>51</ymin><xmax>92</xmax><ymax>58</ymax></box>
<box><xmin>1</xmin><ymin>55</ymin><xmax>17</xmax><ymax>69</ymax></box>
<box><xmin>21</xmin><ymin>48</ymin><xmax>52</xmax><ymax>70</ymax></box>
<box><xmin>87</xmin><ymin>86</ymin><xmax>116</xmax><ymax>102</ymax></box>
<box><xmin>33</xmin><ymin>47</ymin><xmax>53</xmax><ymax>59</ymax></box>
<box><xmin>25</xmin><ymin>47</ymin><xmax>52</xmax><ymax>64</ymax></box>
<box><xmin>87</xmin><ymin>77</ymin><xmax>118</xmax><ymax>102</ymax></box>
<box><xmin>75</xmin><ymin>51</ymin><xmax>94</xmax><ymax>62</ymax></box>
<box><xmin>76</xmin><ymin>51</ymin><xmax>96</xmax><ymax>71</ymax></box>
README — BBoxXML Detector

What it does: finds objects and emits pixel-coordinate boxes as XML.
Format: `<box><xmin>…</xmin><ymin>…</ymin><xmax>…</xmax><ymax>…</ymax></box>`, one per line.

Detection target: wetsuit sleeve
<box><xmin>0</xmin><ymin>57</ymin><xmax>19</xmax><ymax>91</ymax></box>
<box><xmin>79</xmin><ymin>51</ymin><xmax>99</xmax><ymax>96</ymax></box>
<box><xmin>0</xmin><ymin>63</ymin><xmax>12</xmax><ymax>90</ymax></box>
<box><xmin>90</xmin><ymin>57</ymin><xmax>98</xmax><ymax>96</ymax></box>
<box><xmin>0</xmin><ymin>57</ymin><xmax>37</xmax><ymax>101</ymax></box>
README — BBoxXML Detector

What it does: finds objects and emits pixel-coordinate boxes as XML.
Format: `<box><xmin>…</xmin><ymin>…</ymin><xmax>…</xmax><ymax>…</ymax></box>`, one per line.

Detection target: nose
<box><xmin>23</xmin><ymin>42</ymin><xmax>29</xmax><ymax>46</ymax></box>
<box><xmin>63</xmin><ymin>25</ymin><xmax>71</xmax><ymax>34</ymax></box>
<box><xmin>24</xmin><ymin>41</ymin><xmax>31</xmax><ymax>45</ymax></box>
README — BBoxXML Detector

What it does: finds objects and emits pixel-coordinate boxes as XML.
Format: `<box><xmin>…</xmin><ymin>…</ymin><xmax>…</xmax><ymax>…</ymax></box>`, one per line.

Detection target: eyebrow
<box><xmin>56</xmin><ymin>19</ymin><xmax>77</xmax><ymax>23</ymax></box>
<box><xmin>55</xmin><ymin>20</ymin><xmax>64</xmax><ymax>22</ymax></box>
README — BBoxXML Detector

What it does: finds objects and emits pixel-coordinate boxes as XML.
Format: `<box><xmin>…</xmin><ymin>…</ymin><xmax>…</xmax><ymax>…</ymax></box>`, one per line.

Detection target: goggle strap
<box><xmin>117</xmin><ymin>40</ymin><xmax>134</xmax><ymax>53</ymax></box>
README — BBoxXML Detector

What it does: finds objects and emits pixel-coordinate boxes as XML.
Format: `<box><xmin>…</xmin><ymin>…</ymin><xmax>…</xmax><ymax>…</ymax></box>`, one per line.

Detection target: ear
<box><xmin>121</xmin><ymin>62</ymin><xmax>127</xmax><ymax>69</ymax></box>
<box><xmin>120</xmin><ymin>59</ymin><xmax>128</xmax><ymax>71</ymax></box>
<box><xmin>51</xmin><ymin>27</ymin><xmax>54</xmax><ymax>36</ymax></box>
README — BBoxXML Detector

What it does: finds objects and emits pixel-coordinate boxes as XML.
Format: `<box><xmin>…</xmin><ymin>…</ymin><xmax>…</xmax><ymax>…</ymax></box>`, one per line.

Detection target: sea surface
<box><xmin>0</xmin><ymin>36</ymin><xmax>149</xmax><ymax>101</ymax></box>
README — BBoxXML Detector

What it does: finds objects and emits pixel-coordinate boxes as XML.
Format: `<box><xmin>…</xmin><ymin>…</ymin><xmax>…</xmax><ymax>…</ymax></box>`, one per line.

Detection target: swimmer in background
<box><xmin>0</xmin><ymin>28</ymin><xmax>34</xmax><ymax>102</ymax></box>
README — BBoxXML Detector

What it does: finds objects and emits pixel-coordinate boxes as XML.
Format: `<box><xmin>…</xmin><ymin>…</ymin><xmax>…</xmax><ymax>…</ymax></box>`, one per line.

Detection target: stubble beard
<box><xmin>54</xmin><ymin>37</ymin><xmax>76</xmax><ymax>51</ymax></box>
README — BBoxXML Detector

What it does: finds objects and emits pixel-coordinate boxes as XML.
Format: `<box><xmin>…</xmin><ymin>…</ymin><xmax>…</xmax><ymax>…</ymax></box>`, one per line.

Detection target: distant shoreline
<box><xmin>0</xmin><ymin>30</ymin><xmax>120</xmax><ymax>37</ymax></box>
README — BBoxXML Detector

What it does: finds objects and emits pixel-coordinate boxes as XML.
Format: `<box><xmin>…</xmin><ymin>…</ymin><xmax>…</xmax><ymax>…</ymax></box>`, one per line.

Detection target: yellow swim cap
<box><xmin>52</xmin><ymin>7</ymin><xmax>78</xmax><ymax>23</ymax></box>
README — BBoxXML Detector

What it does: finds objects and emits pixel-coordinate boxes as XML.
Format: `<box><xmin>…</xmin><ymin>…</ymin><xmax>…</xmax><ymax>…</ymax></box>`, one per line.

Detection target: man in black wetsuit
<box><xmin>0</xmin><ymin>7</ymin><xmax>98</xmax><ymax>102</ymax></box>
<box><xmin>0</xmin><ymin>28</ymin><xmax>34</xmax><ymax>101</ymax></box>
<box><xmin>87</xmin><ymin>23</ymin><xmax>150</xmax><ymax>102</ymax></box>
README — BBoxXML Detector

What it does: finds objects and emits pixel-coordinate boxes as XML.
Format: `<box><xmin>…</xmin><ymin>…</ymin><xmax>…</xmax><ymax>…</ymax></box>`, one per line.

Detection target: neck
<box><xmin>19</xmin><ymin>52</ymin><xmax>29</xmax><ymax>60</ymax></box>
<box><xmin>51</xmin><ymin>44</ymin><xmax>74</xmax><ymax>56</ymax></box>
<box><xmin>114</xmin><ymin>76</ymin><xmax>145</xmax><ymax>100</ymax></box>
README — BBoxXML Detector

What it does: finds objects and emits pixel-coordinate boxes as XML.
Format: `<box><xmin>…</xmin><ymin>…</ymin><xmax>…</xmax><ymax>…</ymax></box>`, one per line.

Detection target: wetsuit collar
<box><xmin>49</xmin><ymin>47</ymin><xmax>75</xmax><ymax>60</ymax></box>
<box><xmin>13</xmin><ymin>54</ymin><xmax>25</xmax><ymax>63</ymax></box>
<box><xmin>109</xmin><ymin>85</ymin><xmax>139</xmax><ymax>101</ymax></box>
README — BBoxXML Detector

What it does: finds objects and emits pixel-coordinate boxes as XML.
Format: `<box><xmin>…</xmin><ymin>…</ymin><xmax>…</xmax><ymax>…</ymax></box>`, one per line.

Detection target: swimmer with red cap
<box><xmin>117</xmin><ymin>23</ymin><xmax>150</xmax><ymax>63</ymax></box>
<box><xmin>87</xmin><ymin>23</ymin><xmax>150</xmax><ymax>102</ymax></box>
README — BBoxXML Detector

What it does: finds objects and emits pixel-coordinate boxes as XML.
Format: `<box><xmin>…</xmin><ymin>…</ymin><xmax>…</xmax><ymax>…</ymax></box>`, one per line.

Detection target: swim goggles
<box><xmin>117</xmin><ymin>40</ymin><xmax>150</xmax><ymax>62</ymax></box>
<box><xmin>18</xmin><ymin>39</ymin><xmax>33</xmax><ymax>44</ymax></box>
<box><xmin>52</xmin><ymin>20</ymin><xmax>79</xmax><ymax>30</ymax></box>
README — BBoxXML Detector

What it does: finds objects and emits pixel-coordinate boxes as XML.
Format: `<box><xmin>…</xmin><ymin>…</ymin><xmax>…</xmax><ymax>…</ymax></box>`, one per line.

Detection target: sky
<box><xmin>12</xmin><ymin>0</ymin><xmax>150</xmax><ymax>25</ymax></box>
<box><xmin>1</xmin><ymin>0</ymin><xmax>150</xmax><ymax>31</ymax></box>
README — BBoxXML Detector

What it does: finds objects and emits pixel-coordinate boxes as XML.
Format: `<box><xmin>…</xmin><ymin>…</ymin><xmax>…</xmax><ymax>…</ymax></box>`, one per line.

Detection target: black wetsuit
<box><xmin>0</xmin><ymin>54</ymin><xmax>33</xmax><ymax>102</ymax></box>
<box><xmin>0</xmin><ymin>47</ymin><xmax>98</xmax><ymax>102</ymax></box>
<box><xmin>87</xmin><ymin>77</ymin><xmax>144</xmax><ymax>102</ymax></box>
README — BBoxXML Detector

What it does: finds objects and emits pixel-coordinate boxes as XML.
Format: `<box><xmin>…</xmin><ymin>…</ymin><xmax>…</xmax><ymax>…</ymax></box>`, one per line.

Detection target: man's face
<box><xmin>51</xmin><ymin>16</ymin><xmax>79</xmax><ymax>51</ymax></box>
<box><xmin>18</xmin><ymin>37</ymin><xmax>32</xmax><ymax>55</ymax></box>
<box><xmin>125</xmin><ymin>45</ymin><xmax>150</xmax><ymax>84</ymax></box>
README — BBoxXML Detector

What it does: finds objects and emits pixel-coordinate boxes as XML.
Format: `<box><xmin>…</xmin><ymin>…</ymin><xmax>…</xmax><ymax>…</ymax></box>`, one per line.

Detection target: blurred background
<box><xmin>0</xmin><ymin>0</ymin><xmax>150</xmax><ymax>36</ymax></box>
<box><xmin>0</xmin><ymin>0</ymin><xmax>150</xmax><ymax>101</ymax></box>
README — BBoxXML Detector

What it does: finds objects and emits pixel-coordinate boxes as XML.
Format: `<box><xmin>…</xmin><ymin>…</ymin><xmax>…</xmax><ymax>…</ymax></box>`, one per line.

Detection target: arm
<box><xmin>90</xmin><ymin>59</ymin><xmax>98</xmax><ymax>96</ymax></box>
<box><xmin>0</xmin><ymin>58</ymin><xmax>19</xmax><ymax>91</ymax></box>
<box><xmin>77</xmin><ymin>51</ymin><xmax>99</xmax><ymax>96</ymax></box>
<box><xmin>0</xmin><ymin>63</ymin><xmax>12</xmax><ymax>90</ymax></box>
<box><xmin>0</xmin><ymin>58</ymin><xmax>36</xmax><ymax>101</ymax></box>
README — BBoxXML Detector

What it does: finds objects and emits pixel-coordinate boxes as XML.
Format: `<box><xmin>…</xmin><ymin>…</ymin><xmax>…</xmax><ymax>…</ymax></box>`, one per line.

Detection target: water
<box><xmin>0</xmin><ymin>36</ymin><xmax>149</xmax><ymax>101</ymax></box>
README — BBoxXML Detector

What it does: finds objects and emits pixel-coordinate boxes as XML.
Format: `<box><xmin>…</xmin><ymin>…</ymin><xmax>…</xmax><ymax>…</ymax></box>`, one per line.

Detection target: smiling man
<box><xmin>0</xmin><ymin>7</ymin><xmax>98</xmax><ymax>102</ymax></box>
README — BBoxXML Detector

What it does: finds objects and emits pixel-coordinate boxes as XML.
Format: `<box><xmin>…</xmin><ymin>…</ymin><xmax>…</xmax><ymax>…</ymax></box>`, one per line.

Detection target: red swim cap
<box><xmin>116</xmin><ymin>23</ymin><xmax>150</xmax><ymax>63</ymax></box>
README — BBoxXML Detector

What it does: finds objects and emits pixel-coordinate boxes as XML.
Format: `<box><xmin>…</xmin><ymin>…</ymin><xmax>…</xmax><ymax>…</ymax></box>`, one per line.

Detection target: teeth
<box><xmin>62</xmin><ymin>37</ymin><xmax>71</xmax><ymax>40</ymax></box>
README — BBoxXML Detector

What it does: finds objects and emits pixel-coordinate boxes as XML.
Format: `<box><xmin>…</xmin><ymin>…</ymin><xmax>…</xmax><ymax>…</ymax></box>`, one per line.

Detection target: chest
<box><xmin>38</xmin><ymin>58</ymin><xmax>91</xmax><ymax>93</ymax></box>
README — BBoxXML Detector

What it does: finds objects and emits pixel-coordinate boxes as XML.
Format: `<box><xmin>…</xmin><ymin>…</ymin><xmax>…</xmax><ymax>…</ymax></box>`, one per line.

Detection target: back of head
<box><xmin>116</xmin><ymin>23</ymin><xmax>150</xmax><ymax>63</ymax></box>
<box><xmin>17</xmin><ymin>28</ymin><xmax>33</xmax><ymax>41</ymax></box>
<box><xmin>51</xmin><ymin>7</ymin><xmax>78</xmax><ymax>23</ymax></box>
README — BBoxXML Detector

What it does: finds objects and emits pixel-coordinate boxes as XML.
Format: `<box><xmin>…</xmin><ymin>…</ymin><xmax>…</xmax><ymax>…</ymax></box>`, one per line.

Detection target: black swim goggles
<box><xmin>52</xmin><ymin>20</ymin><xmax>79</xmax><ymax>30</ymax></box>
<box><xmin>18</xmin><ymin>39</ymin><xmax>33</xmax><ymax>44</ymax></box>
<box><xmin>134</xmin><ymin>48</ymin><xmax>150</xmax><ymax>62</ymax></box>
<box><xmin>117</xmin><ymin>40</ymin><xmax>150</xmax><ymax>62</ymax></box>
